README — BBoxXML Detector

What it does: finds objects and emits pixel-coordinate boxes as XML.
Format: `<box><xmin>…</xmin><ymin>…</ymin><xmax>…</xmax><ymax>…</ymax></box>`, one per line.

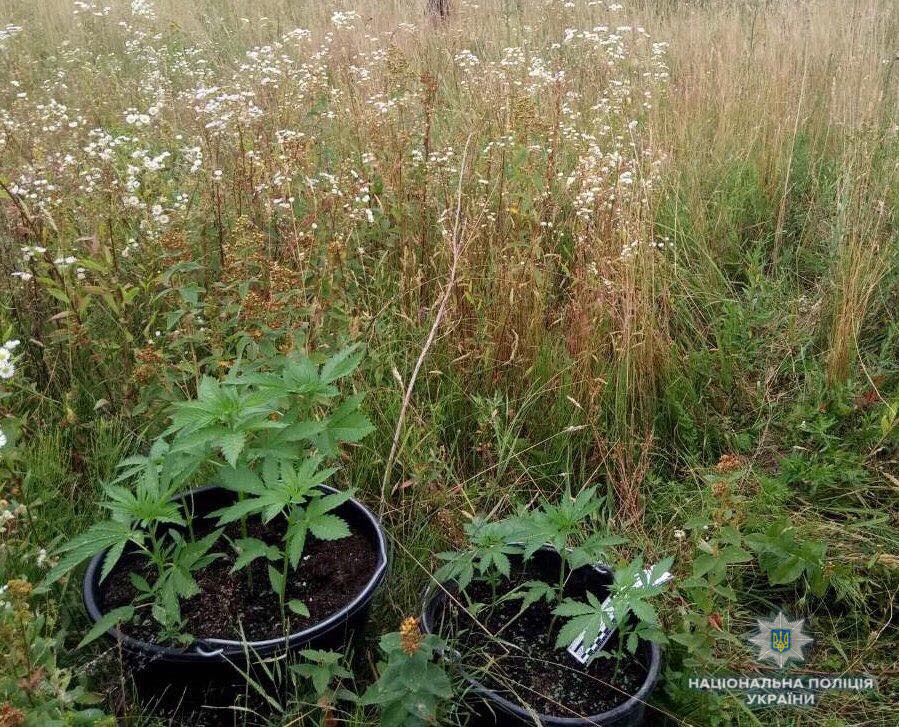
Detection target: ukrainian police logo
<box><xmin>771</xmin><ymin>628</ymin><xmax>791</xmax><ymax>654</ymax></box>
<box><xmin>749</xmin><ymin>611</ymin><xmax>811</xmax><ymax>668</ymax></box>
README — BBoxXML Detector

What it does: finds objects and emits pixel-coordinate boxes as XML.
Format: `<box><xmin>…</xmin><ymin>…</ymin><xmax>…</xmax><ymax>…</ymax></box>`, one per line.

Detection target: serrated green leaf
<box><xmin>630</xmin><ymin>600</ymin><xmax>658</xmax><ymax>624</ymax></box>
<box><xmin>309</xmin><ymin>513</ymin><xmax>351</xmax><ymax>541</ymax></box>
<box><xmin>314</xmin><ymin>393</ymin><xmax>374</xmax><ymax>455</ymax></box>
<box><xmin>320</xmin><ymin>344</ymin><xmax>363</xmax><ymax>384</ymax></box>
<box><xmin>230</xmin><ymin>537</ymin><xmax>280</xmax><ymax>572</ymax></box>
<box><xmin>268</xmin><ymin>564</ymin><xmax>285</xmax><ymax>597</ymax></box>
<box><xmin>555</xmin><ymin>616</ymin><xmax>590</xmax><ymax>649</ymax></box>
<box><xmin>552</xmin><ymin>598</ymin><xmax>596</xmax><ymax>618</ymax></box>
<box><xmin>78</xmin><ymin>606</ymin><xmax>134</xmax><ymax>649</ymax></box>
<box><xmin>279</xmin><ymin>419</ymin><xmax>325</xmax><ymax>442</ymax></box>
<box><xmin>218</xmin><ymin>466</ymin><xmax>264</xmax><ymax>495</ymax></box>
<box><xmin>219</xmin><ymin>431</ymin><xmax>247</xmax><ymax>467</ymax></box>
<box><xmin>210</xmin><ymin>497</ymin><xmax>266</xmax><ymax>526</ymax></box>
<box><xmin>42</xmin><ymin>521</ymin><xmax>136</xmax><ymax>589</ymax></box>
<box><xmin>286</xmin><ymin>518</ymin><xmax>308</xmax><ymax>567</ymax></box>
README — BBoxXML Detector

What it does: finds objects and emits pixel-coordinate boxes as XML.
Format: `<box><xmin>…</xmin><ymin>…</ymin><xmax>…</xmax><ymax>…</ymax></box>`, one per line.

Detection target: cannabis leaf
<box><xmin>553</xmin><ymin>591</ymin><xmax>614</xmax><ymax>649</ymax></box>
<box><xmin>291</xmin><ymin>649</ymin><xmax>354</xmax><ymax>699</ymax></box>
<box><xmin>435</xmin><ymin>518</ymin><xmax>522</xmax><ymax>590</ymax></box>
<box><xmin>78</xmin><ymin>605</ymin><xmax>135</xmax><ymax>649</ymax></box>
<box><xmin>41</xmin><ymin>520</ymin><xmax>140</xmax><ymax>589</ymax></box>
<box><xmin>517</xmin><ymin>486</ymin><xmax>605</xmax><ymax>559</ymax></box>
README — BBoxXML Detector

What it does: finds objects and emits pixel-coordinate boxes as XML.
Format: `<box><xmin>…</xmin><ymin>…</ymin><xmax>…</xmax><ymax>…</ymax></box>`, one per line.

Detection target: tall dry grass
<box><xmin>0</xmin><ymin>0</ymin><xmax>896</xmax><ymax>514</ymax></box>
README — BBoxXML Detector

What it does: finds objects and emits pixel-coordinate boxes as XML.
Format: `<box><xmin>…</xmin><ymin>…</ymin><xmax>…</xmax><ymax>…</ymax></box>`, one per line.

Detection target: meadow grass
<box><xmin>0</xmin><ymin>0</ymin><xmax>897</xmax><ymax>724</ymax></box>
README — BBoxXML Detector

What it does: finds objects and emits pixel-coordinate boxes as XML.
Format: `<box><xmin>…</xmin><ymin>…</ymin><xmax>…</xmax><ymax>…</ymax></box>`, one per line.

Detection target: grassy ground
<box><xmin>0</xmin><ymin>0</ymin><xmax>897</xmax><ymax>724</ymax></box>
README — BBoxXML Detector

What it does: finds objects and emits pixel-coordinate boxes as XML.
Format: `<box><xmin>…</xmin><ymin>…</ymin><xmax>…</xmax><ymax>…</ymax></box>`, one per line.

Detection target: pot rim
<box><xmin>419</xmin><ymin>549</ymin><xmax>661</xmax><ymax>725</ymax></box>
<box><xmin>83</xmin><ymin>483</ymin><xmax>389</xmax><ymax>660</ymax></box>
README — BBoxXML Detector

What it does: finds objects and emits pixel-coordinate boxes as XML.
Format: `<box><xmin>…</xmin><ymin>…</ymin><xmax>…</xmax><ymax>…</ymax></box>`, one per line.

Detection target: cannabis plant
<box><xmin>434</xmin><ymin>487</ymin><xmax>670</xmax><ymax>666</ymax></box>
<box><xmin>553</xmin><ymin>556</ymin><xmax>673</xmax><ymax>652</ymax></box>
<box><xmin>41</xmin><ymin>439</ymin><xmax>220</xmax><ymax>645</ymax></box>
<box><xmin>212</xmin><ymin>457</ymin><xmax>354</xmax><ymax>617</ymax></box>
<box><xmin>42</xmin><ymin>345</ymin><xmax>372</xmax><ymax>645</ymax></box>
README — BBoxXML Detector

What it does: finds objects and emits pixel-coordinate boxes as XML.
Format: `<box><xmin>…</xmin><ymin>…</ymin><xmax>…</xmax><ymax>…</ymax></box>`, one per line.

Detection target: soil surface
<box><xmin>101</xmin><ymin>513</ymin><xmax>379</xmax><ymax>643</ymax></box>
<box><xmin>435</xmin><ymin>562</ymin><xmax>653</xmax><ymax>718</ymax></box>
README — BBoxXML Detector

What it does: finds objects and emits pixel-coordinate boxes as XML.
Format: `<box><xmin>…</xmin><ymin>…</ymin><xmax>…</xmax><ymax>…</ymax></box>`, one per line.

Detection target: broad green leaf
<box><xmin>230</xmin><ymin>537</ymin><xmax>280</xmax><ymax>572</ymax></box>
<box><xmin>555</xmin><ymin>616</ymin><xmax>592</xmax><ymax>649</ymax></box>
<box><xmin>219</xmin><ymin>431</ymin><xmax>247</xmax><ymax>467</ymax></box>
<box><xmin>288</xmin><ymin>599</ymin><xmax>310</xmax><ymax>617</ymax></box>
<box><xmin>129</xmin><ymin>572</ymin><xmax>151</xmax><ymax>593</ymax></box>
<box><xmin>307</xmin><ymin>489</ymin><xmax>353</xmax><ymax>518</ymax></box>
<box><xmin>630</xmin><ymin>600</ymin><xmax>658</xmax><ymax>624</ymax></box>
<box><xmin>218</xmin><ymin>466</ymin><xmax>265</xmax><ymax>495</ymax></box>
<box><xmin>692</xmin><ymin>552</ymin><xmax>717</xmax><ymax>579</ymax></box>
<box><xmin>314</xmin><ymin>393</ymin><xmax>374</xmax><ymax>455</ymax></box>
<box><xmin>286</xmin><ymin>518</ymin><xmax>309</xmax><ymax>567</ymax></box>
<box><xmin>210</xmin><ymin>497</ymin><xmax>266</xmax><ymax>525</ymax></box>
<box><xmin>720</xmin><ymin>545</ymin><xmax>751</xmax><ymax>565</ymax></box>
<box><xmin>279</xmin><ymin>419</ymin><xmax>325</xmax><ymax>442</ymax></box>
<box><xmin>552</xmin><ymin>599</ymin><xmax>597</xmax><ymax>618</ymax></box>
<box><xmin>78</xmin><ymin>606</ymin><xmax>134</xmax><ymax>649</ymax></box>
<box><xmin>100</xmin><ymin>539</ymin><xmax>128</xmax><ymax>583</ymax></box>
<box><xmin>309</xmin><ymin>513</ymin><xmax>351</xmax><ymax>541</ymax></box>
<box><xmin>268</xmin><ymin>564</ymin><xmax>285</xmax><ymax>597</ymax></box>
<box><xmin>42</xmin><ymin>521</ymin><xmax>137</xmax><ymax>589</ymax></box>
<box><xmin>320</xmin><ymin>344</ymin><xmax>363</xmax><ymax>384</ymax></box>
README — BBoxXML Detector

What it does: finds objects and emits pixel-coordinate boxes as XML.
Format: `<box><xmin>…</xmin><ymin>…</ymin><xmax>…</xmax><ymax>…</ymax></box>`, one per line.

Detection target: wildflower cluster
<box><xmin>361</xmin><ymin>617</ymin><xmax>453</xmax><ymax>727</ymax></box>
<box><xmin>0</xmin><ymin>1</ymin><xmax>672</xmax><ymax>392</ymax></box>
<box><xmin>0</xmin><ymin>578</ymin><xmax>110</xmax><ymax>725</ymax></box>
<box><xmin>0</xmin><ymin>340</ymin><xmax>18</xmax><ymax>383</ymax></box>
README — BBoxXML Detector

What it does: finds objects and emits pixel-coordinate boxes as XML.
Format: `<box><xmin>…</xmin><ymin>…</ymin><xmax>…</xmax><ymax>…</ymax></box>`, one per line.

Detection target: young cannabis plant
<box><xmin>42</xmin><ymin>345</ymin><xmax>372</xmax><ymax>645</ymax></box>
<box><xmin>435</xmin><ymin>488</ymin><xmax>625</xmax><ymax>603</ymax></box>
<box><xmin>127</xmin><ymin>529</ymin><xmax>223</xmax><ymax>643</ymax></box>
<box><xmin>553</xmin><ymin>557</ymin><xmax>673</xmax><ymax>657</ymax></box>
<box><xmin>434</xmin><ymin>517</ymin><xmax>523</xmax><ymax>591</ymax></box>
<box><xmin>433</xmin><ymin>487</ymin><xmax>670</xmax><ymax>666</ymax></box>
<box><xmin>290</xmin><ymin>649</ymin><xmax>356</xmax><ymax>707</ymax></box>
<box><xmin>212</xmin><ymin>457</ymin><xmax>353</xmax><ymax>615</ymax></box>
<box><xmin>518</xmin><ymin>487</ymin><xmax>626</xmax><ymax>585</ymax></box>
<box><xmin>163</xmin><ymin>345</ymin><xmax>371</xmax><ymax>470</ymax></box>
<box><xmin>41</xmin><ymin>441</ymin><xmax>223</xmax><ymax>645</ymax></box>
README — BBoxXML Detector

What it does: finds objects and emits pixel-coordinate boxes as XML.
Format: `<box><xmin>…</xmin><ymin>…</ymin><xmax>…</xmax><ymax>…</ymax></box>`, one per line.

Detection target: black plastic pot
<box><xmin>83</xmin><ymin>484</ymin><xmax>388</xmax><ymax>684</ymax></box>
<box><xmin>421</xmin><ymin>548</ymin><xmax>661</xmax><ymax>727</ymax></box>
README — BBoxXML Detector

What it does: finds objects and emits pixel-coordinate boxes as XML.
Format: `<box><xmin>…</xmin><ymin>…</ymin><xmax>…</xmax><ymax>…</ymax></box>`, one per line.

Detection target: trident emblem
<box><xmin>771</xmin><ymin>628</ymin><xmax>792</xmax><ymax>654</ymax></box>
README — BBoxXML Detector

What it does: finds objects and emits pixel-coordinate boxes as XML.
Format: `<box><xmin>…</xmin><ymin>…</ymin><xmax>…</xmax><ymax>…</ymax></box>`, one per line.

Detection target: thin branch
<box><xmin>380</xmin><ymin>134</ymin><xmax>473</xmax><ymax>509</ymax></box>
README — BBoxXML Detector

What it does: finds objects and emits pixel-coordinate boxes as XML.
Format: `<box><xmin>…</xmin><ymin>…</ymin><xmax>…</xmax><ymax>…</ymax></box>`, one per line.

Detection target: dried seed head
<box><xmin>399</xmin><ymin>616</ymin><xmax>422</xmax><ymax>655</ymax></box>
<box><xmin>0</xmin><ymin>702</ymin><xmax>25</xmax><ymax>727</ymax></box>
<box><xmin>6</xmin><ymin>578</ymin><xmax>31</xmax><ymax>602</ymax></box>
<box><xmin>714</xmin><ymin>453</ymin><xmax>743</xmax><ymax>473</ymax></box>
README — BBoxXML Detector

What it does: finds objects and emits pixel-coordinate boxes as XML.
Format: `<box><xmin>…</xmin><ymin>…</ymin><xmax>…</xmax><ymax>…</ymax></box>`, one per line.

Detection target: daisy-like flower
<box><xmin>0</xmin><ymin>340</ymin><xmax>19</xmax><ymax>379</ymax></box>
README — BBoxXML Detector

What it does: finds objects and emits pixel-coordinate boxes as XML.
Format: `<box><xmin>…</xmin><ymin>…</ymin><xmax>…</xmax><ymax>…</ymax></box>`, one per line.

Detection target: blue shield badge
<box><xmin>771</xmin><ymin>628</ymin><xmax>791</xmax><ymax>654</ymax></box>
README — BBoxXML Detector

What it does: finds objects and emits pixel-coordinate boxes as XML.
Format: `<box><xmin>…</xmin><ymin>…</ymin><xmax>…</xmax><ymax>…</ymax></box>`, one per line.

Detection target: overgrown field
<box><xmin>1</xmin><ymin>0</ymin><xmax>898</xmax><ymax>724</ymax></box>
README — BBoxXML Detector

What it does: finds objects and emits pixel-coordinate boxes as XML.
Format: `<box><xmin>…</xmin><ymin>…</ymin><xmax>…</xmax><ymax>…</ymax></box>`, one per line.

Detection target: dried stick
<box><xmin>380</xmin><ymin>135</ymin><xmax>472</xmax><ymax>510</ymax></box>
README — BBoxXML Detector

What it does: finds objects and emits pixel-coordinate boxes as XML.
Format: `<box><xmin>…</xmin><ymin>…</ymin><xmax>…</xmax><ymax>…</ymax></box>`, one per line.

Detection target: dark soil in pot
<box><xmin>423</xmin><ymin>550</ymin><xmax>659</xmax><ymax>722</ymax></box>
<box><xmin>102</xmin><ymin>515</ymin><xmax>379</xmax><ymax>642</ymax></box>
<box><xmin>84</xmin><ymin>485</ymin><xmax>388</xmax><ymax>727</ymax></box>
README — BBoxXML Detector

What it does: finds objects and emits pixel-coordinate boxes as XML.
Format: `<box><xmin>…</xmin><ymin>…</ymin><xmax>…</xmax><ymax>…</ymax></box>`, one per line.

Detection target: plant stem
<box><xmin>238</xmin><ymin>493</ymin><xmax>253</xmax><ymax>590</ymax></box>
<box><xmin>280</xmin><ymin>548</ymin><xmax>290</xmax><ymax>620</ymax></box>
